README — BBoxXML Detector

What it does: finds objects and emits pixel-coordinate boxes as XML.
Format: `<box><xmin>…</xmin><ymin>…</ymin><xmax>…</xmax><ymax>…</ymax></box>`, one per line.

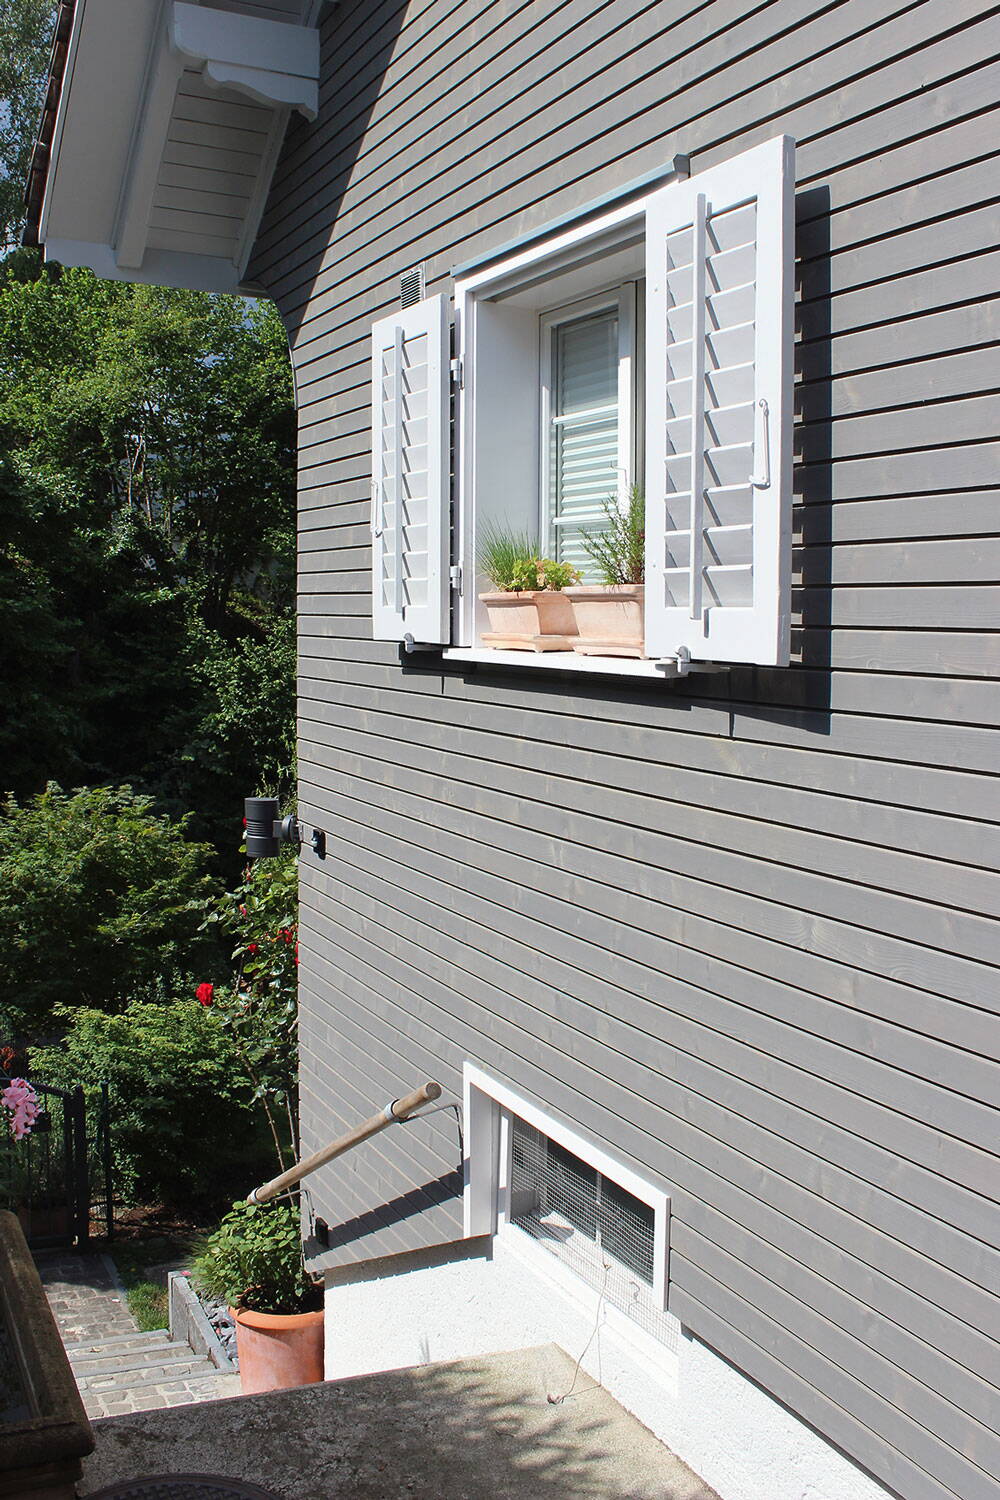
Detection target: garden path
<box><xmin>36</xmin><ymin>1249</ymin><xmax>241</xmax><ymax>1419</ymax></box>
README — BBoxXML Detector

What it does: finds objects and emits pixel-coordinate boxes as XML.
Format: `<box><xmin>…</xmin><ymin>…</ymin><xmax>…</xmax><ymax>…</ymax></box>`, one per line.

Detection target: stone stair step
<box><xmin>74</xmin><ymin>1359</ymin><xmax>217</xmax><ymax>1395</ymax></box>
<box><xmin>62</xmin><ymin>1328</ymin><xmax>169</xmax><ymax>1353</ymax></box>
<box><xmin>69</xmin><ymin>1341</ymin><xmax>197</xmax><ymax>1376</ymax></box>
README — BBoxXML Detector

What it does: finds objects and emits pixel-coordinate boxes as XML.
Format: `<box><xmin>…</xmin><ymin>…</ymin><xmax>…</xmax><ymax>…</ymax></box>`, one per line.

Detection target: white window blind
<box><xmin>644</xmin><ymin>135</ymin><xmax>794</xmax><ymax>665</ymax></box>
<box><xmin>370</xmin><ymin>293</ymin><xmax>450</xmax><ymax>644</ymax></box>
<box><xmin>547</xmin><ymin>309</ymin><xmax>620</xmax><ymax>573</ymax></box>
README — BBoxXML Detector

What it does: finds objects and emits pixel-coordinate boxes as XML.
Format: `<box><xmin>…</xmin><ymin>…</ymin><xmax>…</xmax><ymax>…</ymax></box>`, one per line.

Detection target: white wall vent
<box><xmin>400</xmin><ymin>264</ymin><xmax>426</xmax><ymax>308</ymax></box>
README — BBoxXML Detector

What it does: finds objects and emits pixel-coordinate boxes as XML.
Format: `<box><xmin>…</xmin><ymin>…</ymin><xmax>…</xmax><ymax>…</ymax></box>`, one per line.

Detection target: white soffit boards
<box><xmin>39</xmin><ymin>0</ymin><xmax>318</xmax><ymax>293</ymax></box>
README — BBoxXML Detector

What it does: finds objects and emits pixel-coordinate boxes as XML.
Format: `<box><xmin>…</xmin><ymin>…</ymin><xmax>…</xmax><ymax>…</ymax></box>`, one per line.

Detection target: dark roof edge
<box><xmin>22</xmin><ymin>1</ymin><xmax>77</xmax><ymax>249</ymax></box>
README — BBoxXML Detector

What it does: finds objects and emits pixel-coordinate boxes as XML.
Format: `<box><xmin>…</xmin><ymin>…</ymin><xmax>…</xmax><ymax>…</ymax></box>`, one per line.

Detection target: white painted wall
<box><xmin>325</xmin><ymin>1233</ymin><xmax>894</xmax><ymax>1500</ymax></box>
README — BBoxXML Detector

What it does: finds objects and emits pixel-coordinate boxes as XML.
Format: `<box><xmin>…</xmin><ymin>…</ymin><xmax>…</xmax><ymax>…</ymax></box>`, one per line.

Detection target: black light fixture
<box><xmin>244</xmin><ymin>797</ymin><xmax>301</xmax><ymax>858</ymax></box>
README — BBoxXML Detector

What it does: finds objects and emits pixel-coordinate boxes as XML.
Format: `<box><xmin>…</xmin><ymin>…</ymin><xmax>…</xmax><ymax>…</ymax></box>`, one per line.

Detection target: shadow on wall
<box><xmin>246</xmin><ymin>0</ymin><xmax>410</xmax><ymax>342</ymax></box>
<box><xmin>314</xmin><ymin>1166</ymin><xmax>464</xmax><ymax>1252</ymax></box>
<box><xmin>731</xmin><ymin>182</ymin><xmax>834</xmax><ymax>739</ymax></box>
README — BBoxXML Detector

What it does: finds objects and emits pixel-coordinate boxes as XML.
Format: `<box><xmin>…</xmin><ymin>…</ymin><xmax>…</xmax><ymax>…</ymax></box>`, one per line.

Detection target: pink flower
<box><xmin>2</xmin><ymin>1079</ymin><xmax>39</xmax><ymax>1141</ymax></box>
<box><xmin>195</xmin><ymin>982</ymin><xmax>214</xmax><ymax>1007</ymax></box>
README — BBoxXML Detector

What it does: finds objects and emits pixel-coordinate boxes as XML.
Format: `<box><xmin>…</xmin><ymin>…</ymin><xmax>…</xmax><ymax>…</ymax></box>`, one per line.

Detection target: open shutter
<box><xmin>371</xmin><ymin>293</ymin><xmax>450</xmax><ymax>644</ymax></box>
<box><xmin>644</xmin><ymin>135</ymin><xmax>794</xmax><ymax>665</ymax></box>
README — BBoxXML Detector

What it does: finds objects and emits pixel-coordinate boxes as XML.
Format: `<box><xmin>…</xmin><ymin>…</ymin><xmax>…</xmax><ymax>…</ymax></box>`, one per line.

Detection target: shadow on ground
<box><xmin>79</xmin><ymin>1343</ymin><xmax>719</xmax><ymax>1500</ymax></box>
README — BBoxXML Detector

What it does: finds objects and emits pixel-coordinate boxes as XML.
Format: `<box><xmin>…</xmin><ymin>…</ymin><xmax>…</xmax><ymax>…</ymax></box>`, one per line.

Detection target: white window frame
<box><xmin>447</xmin><ymin>136</ymin><xmax>792</xmax><ymax>679</ymax></box>
<box><xmin>451</xmin><ymin>199</ymin><xmax>663</xmax><ymax>676</ymax></box>
<box><xmin>463</xmin><ymin>1062</ymin><xmax>671</xmax><ymax>1317</ymax></box>
<box><xmin>539</xmin><ymin>284</ymin><xmax>636</xmax><ymax>567</ymax></box>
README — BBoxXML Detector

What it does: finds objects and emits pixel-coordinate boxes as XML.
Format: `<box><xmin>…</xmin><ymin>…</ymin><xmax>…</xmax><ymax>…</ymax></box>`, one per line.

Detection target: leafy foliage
<box><xmin>580</xmin><ymin>486</ymin><xmax>646</xmax><ymax>585</ymax></box>
<box><xmin>0</xmin><ymin>0</ymin><xmax>55</xmax><ymax>250</ymax></box>
<box><xmin>0</xmin><ymin>259</ymin><xmax>297</xmax><ymax>864</ymax></box>
<box><xmin>536</xmin><ymin>557</ymin><xmax>581</xmax><ymax>591</ymax></box>
<box><xmin>192</xmin><ymin>1199</ymin><xmax>319</xmax><ymax>1315</ymax></box>
<box><xmin>200</xmin><ymin>851</ymin><xmax>299</xmax><ymax>1169</ymax></box>
<box><xmin>478</xmin><ymin>524</ymin><xmax>540</xmax><ymax>592</ymax></box>
<box><xmin>31</xmin><ymin>997</ymin><xmax>268</xmax><ymax>1210</ymax></box>
<box><xmin>0</xmin><ymin>783</ymin><xmax>220</xmax><ymax>1042</ymax></box>
<box><xmin>478</xmin><ymin>524</ymin><xmax>581</xmax><ymax>592</ymax></box>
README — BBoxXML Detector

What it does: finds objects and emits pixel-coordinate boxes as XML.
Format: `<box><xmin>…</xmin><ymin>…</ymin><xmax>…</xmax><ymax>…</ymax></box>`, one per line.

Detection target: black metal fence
<box><xmin>0</xmin><ymin>1074</ymin><xmax>112</xmax><ymax>1249</ymax></box>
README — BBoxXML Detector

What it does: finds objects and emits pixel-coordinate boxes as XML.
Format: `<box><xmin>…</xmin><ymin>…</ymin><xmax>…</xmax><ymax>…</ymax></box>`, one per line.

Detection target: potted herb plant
<box><xmin>566</xmin><ymin>486</ymin><xmax>646</xmax><ymax>657</ymax></box>
<box><xmin>478</xmin><ymin>525</ymin><xmax>580</xmax><ymax>650</ymax></box>
<box><xmin>192</xmin><ymin>1198</ymin><xmax>323</xmax><ymax>1394</ymax></box>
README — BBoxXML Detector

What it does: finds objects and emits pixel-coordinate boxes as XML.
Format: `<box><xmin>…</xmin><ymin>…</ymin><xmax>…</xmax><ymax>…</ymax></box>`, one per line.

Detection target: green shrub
<box><xmin>31</xmin><ymin>996</ymin><xmax>269</xmax><ymax>1211</ymax></box>
<box><xmin>191</xmin><ymin>1199</ymin><xmax>318</xmax><ymax>1314</ymax></box>
<box><xmin>0</xmin><ymin>783</ymin><xmax>220</xmax><ymax>1041</ymax></box>
<box><xmin>200</xmin><ymin>850</ymin><xmax>298</xmax><ymax>1170</ymax></box>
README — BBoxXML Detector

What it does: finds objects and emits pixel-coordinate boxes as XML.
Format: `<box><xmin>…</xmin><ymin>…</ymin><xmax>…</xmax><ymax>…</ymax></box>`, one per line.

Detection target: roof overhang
<box><xmin>30</xmin><ymin>0</ymin><xmax>318</xmax><ymax>294</ymax></box>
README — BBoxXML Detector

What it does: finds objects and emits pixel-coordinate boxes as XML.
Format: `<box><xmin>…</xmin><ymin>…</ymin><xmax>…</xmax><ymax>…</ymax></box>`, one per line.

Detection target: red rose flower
<box><xmin>247</xmin><ymin>942</ymin><xmax>259</xmax><ymax>956</ymax></box>
<box><xmin>195</xmin><ymin>982</ymin><xmax>214</xmax><ymax>1007</ymax></box>
<box><xmin>278</xmin><ymin>927</ymin><xmax>295</xmax><ymax>944</ymax></box>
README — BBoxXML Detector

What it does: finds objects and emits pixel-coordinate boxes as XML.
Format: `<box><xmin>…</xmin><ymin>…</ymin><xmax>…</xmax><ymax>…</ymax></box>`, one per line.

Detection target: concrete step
<box><xmin>69</xmin><ymin>1341</ymin><xmax>198</xmax><ymax>1377</ymax></box>
<box><xmin>74</xmin><ymin>1358</ymin><xmax>217</xmax><ymax>1395</ymax></box>
<box><xmin>63</xmin><ymin>1328</ymin><xmax>170</xmax><ymax>1354</ymax></box>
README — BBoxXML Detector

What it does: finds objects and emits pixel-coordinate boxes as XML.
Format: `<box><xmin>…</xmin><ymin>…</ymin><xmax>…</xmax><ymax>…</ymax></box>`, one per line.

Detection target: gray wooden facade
<box><xmin>245</xmin><ymin>4</ymin><xmax>1000</xmax><ymax>1499</ymax></box>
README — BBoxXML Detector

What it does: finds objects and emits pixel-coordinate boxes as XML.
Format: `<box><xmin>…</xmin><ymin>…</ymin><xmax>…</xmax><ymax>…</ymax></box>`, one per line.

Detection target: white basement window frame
<box><xmin>369</xmin><ymin>136</ymin><xmax>794</xmax><ymax>677</ymax></box>
<box><xmin>463</xmin><ymin>1064</ymin><xmax>671</xmax><ymax>1343</ymax></box>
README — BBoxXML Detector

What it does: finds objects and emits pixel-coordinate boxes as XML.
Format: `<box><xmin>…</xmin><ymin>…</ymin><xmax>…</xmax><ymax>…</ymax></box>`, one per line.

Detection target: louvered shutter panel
<box><xmin>644</xmin><ymin>135</ymin><xmax>794</xmax><ymax>665</ymax></box>
<box><xmin>371</xmin><ymin>294</ymin><xmax>450</xmax><ymax>644</ymax></box>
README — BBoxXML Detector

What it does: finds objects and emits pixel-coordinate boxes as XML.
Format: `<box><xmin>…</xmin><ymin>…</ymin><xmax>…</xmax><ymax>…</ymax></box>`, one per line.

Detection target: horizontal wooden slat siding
<box><xmin>248</xmin><ymin>0</ymin><xmax>1000</xmax><ymax>1495</ymax></box>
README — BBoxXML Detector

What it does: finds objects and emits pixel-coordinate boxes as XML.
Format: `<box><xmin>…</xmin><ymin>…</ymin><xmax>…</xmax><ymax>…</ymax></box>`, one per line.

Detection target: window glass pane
<box><xmin>549</xmin><ymin>310</ymin><xmax>619</xmax><ymax>574</ymax></box>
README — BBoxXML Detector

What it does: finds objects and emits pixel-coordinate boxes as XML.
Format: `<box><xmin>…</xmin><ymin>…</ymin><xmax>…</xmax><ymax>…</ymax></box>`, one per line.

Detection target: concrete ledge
<box><xmin>0</xmin><ymin>1210</ymin><xmax>94</xmax><ymax>1498</ymax></box>
<box><xmin>168</xmin><ymin>1272</ymin><xmax>236</xmax><ymax>1373</ymax></box>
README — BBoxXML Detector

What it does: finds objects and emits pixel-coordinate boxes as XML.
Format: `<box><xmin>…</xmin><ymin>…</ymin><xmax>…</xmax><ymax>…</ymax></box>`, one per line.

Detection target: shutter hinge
<box><xmin>450</xmin><ymin>564</ymin><xmax>463</xmax><ymax>593</ymax></box>
<box><xmin>450</xmin><ymin>358</ymin><xmax>464</xmax><ymax>389</ymax></box>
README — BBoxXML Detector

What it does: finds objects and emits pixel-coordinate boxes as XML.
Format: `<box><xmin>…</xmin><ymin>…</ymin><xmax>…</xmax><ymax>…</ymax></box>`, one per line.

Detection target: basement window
<box><xmin>463</xmin><ymin>1064</ymin><xmax>672</xmax><ymax>1347</ymax></box>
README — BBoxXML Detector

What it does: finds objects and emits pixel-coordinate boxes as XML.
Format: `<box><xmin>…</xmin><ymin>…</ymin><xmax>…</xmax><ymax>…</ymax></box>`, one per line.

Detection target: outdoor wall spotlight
<box><xmin>244</xmin><ymin>797</ymin><xmax>301</xmax><ymax>858</ymax></box>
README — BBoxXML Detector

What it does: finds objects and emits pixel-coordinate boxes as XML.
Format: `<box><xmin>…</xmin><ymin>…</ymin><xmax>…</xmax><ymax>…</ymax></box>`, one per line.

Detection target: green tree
<box><xmin>0</xmin><ymin>261</ymin><xmax>297</xmax><ymax>857</ymax></box>
<box><xmin>0</xmin><ymin>783</ymin><xmax>220</xmax><ymax>1041</ymax></box>
<box><xmin>0</xmin><ymin>0</ymin><xmax>55</xmax><ymax>250</ymax></box>
<box><xmin>31</xmin><ymin>997</ymin><xmax>270</xmax><ymax>1210</ymax></box>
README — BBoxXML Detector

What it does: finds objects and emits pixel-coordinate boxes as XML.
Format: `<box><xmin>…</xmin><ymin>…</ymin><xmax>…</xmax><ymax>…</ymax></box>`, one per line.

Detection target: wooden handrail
<box><xmin>247</xmin><ymin>1081</ymin><xmax>442</xmax><ymax>1205</ymax></box>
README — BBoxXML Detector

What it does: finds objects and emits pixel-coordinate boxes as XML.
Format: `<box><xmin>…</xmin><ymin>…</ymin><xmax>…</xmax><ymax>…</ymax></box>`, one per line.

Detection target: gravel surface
<box><xmin>190</xmin><ymin>1284</ymin><xmax>238</xmax><ymax>1369</ymax></box>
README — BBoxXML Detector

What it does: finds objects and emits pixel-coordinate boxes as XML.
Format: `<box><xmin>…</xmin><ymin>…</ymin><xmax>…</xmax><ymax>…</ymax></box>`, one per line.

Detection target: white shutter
<box><xmin>644</xmin><ymin>135</ymin><xmax>794</xmax><ymax>665</ymax></box>
<box><xmin>371</xmin><ymin>293</ymin><xmax>450</xmax><ymax>644</ymax></box>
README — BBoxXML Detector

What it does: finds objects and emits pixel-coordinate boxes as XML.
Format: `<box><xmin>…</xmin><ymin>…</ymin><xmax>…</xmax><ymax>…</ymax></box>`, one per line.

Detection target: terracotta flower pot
<box><xmin>231</xmin><ymin>1304</ymin><xmax>324</xmax><ymax>1394</ymax></box>
<box><xmin>479</xmin><ymin>589</ymin><xmax>578</xmax><ymax>651</ymax></box>
<box><xmin>565</xmin><ymin>584</ymin><xmax>646</xmax><ymax>657</ymax></box>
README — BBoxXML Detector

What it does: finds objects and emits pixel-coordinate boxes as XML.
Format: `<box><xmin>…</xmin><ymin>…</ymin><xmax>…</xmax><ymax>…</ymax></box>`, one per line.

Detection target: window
<box><xmin>541</xmin><ymin>287</ymin><xmax>636</xmax><ymax>574</ymax></box>
<box><xmin>463</xmin><ymin>1064</ymin><xmax>674</xmax><ymax>1348</ymax></box>
<box><xmin>370</xmin><ymin>135</ymin><xmax>794</xmax><ymax>674</ymax></box>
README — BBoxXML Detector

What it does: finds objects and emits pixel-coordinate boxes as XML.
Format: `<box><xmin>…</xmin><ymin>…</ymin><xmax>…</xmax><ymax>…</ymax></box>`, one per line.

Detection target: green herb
<box><xmin>536</xmin><ymin>558</ymin><xmax>581</xmax><ymax>591</ymax></box>
<box><xmin>580</xmin><ymin>486</ymin><xmax>645</xmax><ymax>586</ymax></box>
<box><xmin>478</xmin><ymin>523</ymin><xmax>540</xmax><ymax>593</ymax></box>
<box><xmin>191</xmin><ymin>1199</ymin><xmax>319</xmax><ymax>1316</ymax></box>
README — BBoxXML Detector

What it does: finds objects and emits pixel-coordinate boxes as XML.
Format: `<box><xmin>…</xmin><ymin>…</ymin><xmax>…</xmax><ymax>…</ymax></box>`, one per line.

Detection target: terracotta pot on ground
<box><xmin>479</xmin><ymin>589</ymin><xmax>578</xmax><ymax>650</ymax></box>
<box><xmin>565</xmin><ymin>584</ymin><xmax>645</xmax><ymax>657</ymax></box>
<box><xmin>231</xmin><ymin>1305</ymin><xmax>324</xmax><ymax>1394</ymax></box>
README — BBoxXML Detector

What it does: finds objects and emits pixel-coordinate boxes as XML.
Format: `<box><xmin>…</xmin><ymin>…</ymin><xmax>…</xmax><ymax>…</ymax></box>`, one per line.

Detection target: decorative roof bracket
<box><xmin>113</xmin><ymin>2</ymin><xmax>318</xmax><ymax>272</ymax></box>
<box><xmin>169</xmin><ymin>3</ymin><xmax>320</xmax><ymax>120</ymax></box>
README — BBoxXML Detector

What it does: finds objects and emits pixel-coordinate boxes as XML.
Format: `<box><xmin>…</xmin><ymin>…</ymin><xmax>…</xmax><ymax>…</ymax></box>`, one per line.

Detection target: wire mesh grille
<box><xmin>509</xmin><ymin>1118</ymin><xmax>673</xmax><ymax>1345</ymax></box>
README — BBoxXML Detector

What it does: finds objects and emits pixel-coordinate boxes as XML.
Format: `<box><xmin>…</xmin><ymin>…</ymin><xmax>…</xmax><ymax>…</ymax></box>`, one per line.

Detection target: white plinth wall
<box><xmin>323</xmin><ymin>1230</ymin><xmax>894</xmax><ymax>1500</ymax></box>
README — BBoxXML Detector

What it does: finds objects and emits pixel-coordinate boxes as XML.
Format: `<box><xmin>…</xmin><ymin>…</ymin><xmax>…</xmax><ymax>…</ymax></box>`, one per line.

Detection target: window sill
<box><xmin>442</xmin><ymin>647</ymin><xmax>724</xmax><ymax>679</ymax></box>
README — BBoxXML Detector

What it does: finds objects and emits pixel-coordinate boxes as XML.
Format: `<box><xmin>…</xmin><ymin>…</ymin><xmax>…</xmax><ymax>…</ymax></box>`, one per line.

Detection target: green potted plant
<box><xmin>192</xmin><ymin>1198</ymin><xmax>323</xmax><ymax>1394</ymax></box>
<box><xmin>566</xmin><ymin>486</ymin><xmax>646</xmax><ymax>657</ymax></box>
<box><xmin>478</xmin><ymin>525</ymin><xmax>580</xmax><ymax>650</ymax></box>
